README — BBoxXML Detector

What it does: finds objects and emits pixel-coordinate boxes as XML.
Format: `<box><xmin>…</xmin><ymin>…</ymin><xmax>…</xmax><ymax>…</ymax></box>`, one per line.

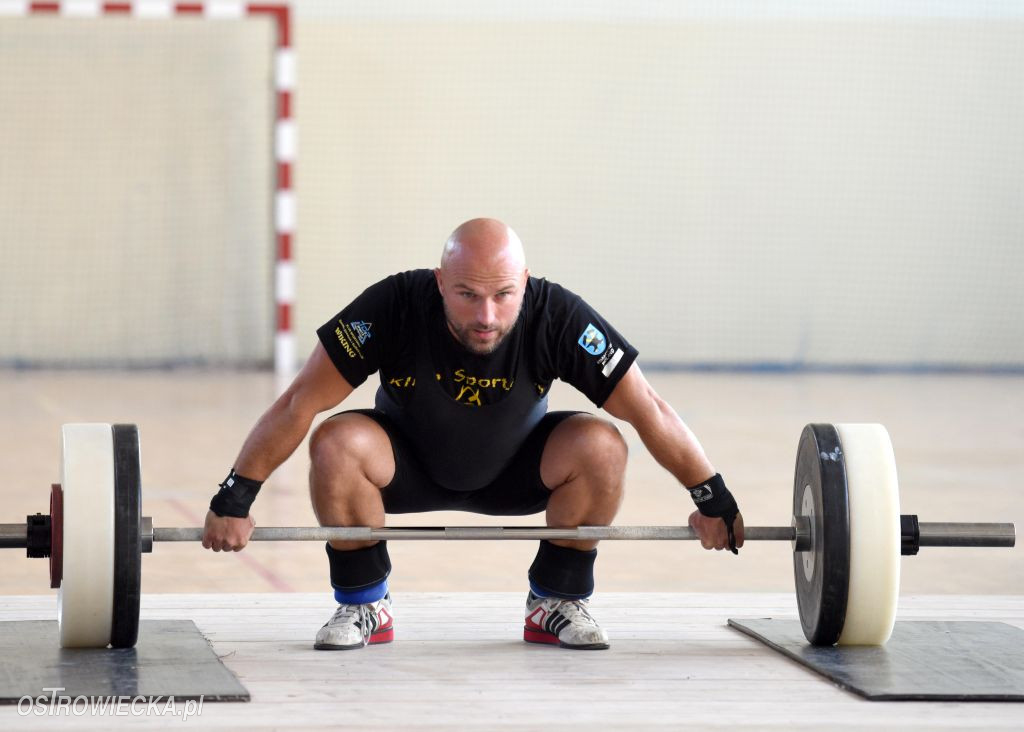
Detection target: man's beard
<box><xmin>442</xmin><ymin>300</ymin><xmax>522</xmax><ymax>355</ymax></box>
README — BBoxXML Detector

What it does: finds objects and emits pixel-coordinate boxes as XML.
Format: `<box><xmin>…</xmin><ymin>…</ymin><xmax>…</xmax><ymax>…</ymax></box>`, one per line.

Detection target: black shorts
<box><xmin>338</xmin><ymin>409</ymin><xmax>585</xmax><ymax>516</ymax></box>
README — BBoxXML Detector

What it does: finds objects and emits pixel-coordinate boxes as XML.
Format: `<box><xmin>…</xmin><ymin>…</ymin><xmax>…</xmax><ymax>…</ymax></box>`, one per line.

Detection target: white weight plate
<box><xmin>57</xmin><ymin>423</ymin><xmax>115</xmax><ymax>648</ymax></box>
<box><xmin>834</xmin><ymin>423</ymin><xmax>901</xmax><ymax>646</ymax></box>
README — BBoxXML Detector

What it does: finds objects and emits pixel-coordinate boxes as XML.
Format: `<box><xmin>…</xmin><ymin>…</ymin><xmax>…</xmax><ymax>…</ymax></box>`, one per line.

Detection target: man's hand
<box><xmin>202</xmin><ymin>511</ymin><xmax>255</xmax><ymax>552</ymax></box>
<box><xmin>688</xmin><ymin>510</ymin><xmax>745</xmax><ymax>552</ymax></box>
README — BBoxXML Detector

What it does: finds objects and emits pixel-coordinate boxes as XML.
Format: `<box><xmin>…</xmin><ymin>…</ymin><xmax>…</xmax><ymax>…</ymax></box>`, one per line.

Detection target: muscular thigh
<box><xmin>311</xmin><ymin>410</ymin><xmax>396</xmax><ymax>489</ymax></box>
<box><xmin>539</xmin><ymin>413</ymin><xmax>626</xmax><ymax>489</ymax></box>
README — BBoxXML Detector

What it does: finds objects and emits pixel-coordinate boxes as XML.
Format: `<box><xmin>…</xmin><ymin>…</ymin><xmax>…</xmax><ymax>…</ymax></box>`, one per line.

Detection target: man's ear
<box><xmin>434</xmin><ymin>267</ymin><xmax>444</xmax><ymax>295</ymax></box>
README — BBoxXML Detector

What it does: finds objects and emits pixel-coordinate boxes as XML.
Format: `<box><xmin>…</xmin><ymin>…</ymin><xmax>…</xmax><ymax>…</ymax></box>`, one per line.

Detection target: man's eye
<box><xmin>460</xmin><ymin>292</ymin><xmax>475</xmax><ymax>299</ymax></box>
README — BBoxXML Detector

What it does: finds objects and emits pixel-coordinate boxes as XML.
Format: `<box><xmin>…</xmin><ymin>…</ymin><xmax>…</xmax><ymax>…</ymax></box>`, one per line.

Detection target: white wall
<box><xmin>291</xmin><ymin>3</ymin><xmax>1024</xmax><ymax>368</ymax></box>
<box><xmin>2</xmin><ymin>2</ymin><xmax>1023</xmax><ymax>368</ymax></box>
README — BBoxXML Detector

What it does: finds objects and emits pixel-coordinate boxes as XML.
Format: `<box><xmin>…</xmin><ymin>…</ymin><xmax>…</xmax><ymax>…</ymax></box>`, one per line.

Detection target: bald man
<box><xmin>202</xmin><ymin>218</ymin><xmax>744</xmax><ymax>651</ymax></box>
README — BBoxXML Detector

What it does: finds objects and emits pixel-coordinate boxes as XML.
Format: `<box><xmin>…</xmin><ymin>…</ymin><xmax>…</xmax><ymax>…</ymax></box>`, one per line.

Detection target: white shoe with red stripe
<box><xmin>314</xmin><ymin>594</ymin><xmax>394</xmax><ymax>650</ymax></box>
<box><xmin>523</xmin><ymin>591</ymin><xmax>610</xmax><ymax>650</ymax></box>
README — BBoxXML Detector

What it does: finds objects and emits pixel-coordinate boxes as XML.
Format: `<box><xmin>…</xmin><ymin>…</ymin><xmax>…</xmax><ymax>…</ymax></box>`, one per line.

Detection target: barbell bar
<box><xmin>144</xmin><ymin>523</ymin><xmax>1013</xmax><ymax>545</ymax></box>
<box><xmin>2</xmin><ymin>422</ymin><xmax>1016</xmax><ymax>651</ymax></box>
<box><xmin>2</xmin><ymin>522</ymin><xmax>1016</xmax><ymax>546</ymax></box>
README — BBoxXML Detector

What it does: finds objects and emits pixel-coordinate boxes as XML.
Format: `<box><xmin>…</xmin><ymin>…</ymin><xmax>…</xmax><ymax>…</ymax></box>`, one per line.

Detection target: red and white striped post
<box><xmin>250</xmin><ymin>3</ymin><xmax>297</xmax><ymax>377</ymax></box>
<box><xmin>1</xmin><ymin>0</ymin><xmax>297</xmax><ymax>374</ymax></box>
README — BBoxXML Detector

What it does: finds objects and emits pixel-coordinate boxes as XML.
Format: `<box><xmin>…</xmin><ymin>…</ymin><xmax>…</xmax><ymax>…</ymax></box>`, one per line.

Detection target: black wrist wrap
<box><xmin>209</xmin><ymin>469</ymin><xmax>263</xmax><ymax>518</ymax></box>
<box><xmin>687</xmin><ymin>473</ymin><xmax>740</xmax><ymax>555</ymax></box>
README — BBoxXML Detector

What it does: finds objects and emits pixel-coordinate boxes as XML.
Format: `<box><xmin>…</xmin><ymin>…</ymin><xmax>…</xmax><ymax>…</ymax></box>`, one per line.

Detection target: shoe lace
<box><xmin>328</xmin><ymin>603</ymin><xmax>375</xmax><ymax>642</ymax></box>
<box><xmin>553</xmin><ymin>598</ymin><xmax>599</xmax><ymax>628</ymax></box>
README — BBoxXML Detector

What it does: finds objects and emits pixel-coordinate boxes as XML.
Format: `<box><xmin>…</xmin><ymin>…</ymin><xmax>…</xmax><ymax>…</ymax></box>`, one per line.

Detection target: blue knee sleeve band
<box><xmin>334</xmin><ymin>579</ymin><xmax>388</xmax><ymax>605</ymax></box>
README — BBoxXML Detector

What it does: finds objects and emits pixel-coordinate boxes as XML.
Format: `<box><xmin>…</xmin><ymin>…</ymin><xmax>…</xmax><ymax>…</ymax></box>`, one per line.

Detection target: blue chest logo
<box><xmin>577</xmin><ymin>323</ymin><xmax>606</xmax><ymax>356</ymax></box>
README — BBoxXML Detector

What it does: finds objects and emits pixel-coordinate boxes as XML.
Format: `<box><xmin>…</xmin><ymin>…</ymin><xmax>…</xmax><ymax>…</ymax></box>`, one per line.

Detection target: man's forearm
<box><xmin>634</xmin><ymin>398</ymin><xmax>716</xmax><ymax>488</ymax></box>
<box><xmin>222</xmin><ymin>343</ymin><xmax>354</xmax><ymax>485</ymax></box>
<box><xmin>602</xmin><ymin>365</ymin><xmax>717</xmax><ymax>488</ymax></box>
<box><xmin>231</xmin><ymin>392</ymin><xmax>319</xmax><ymax>481</ymax></box>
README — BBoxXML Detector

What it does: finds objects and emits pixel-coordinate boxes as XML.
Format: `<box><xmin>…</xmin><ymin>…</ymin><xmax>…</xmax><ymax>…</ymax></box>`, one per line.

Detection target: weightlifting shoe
<box><xmin>314</xmin><ymin>594</ymin><xmax>394</xmax><ymax>650</ymax></box>
<box><xmin>523</xmin><ymin>591</ymin><xmax>610</xmax><ymax>650</ymax></box>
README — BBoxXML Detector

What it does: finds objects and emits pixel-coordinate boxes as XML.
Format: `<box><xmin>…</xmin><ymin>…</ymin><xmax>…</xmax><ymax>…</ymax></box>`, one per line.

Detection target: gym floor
<box><xmin>3</xmin><ymin>592</ymin><xmax>1023</xmax><ymax>729</ymax></box>
<box><xmin>1</xmin><ymin>370</ymin><xmax>1021</xmax><ymax>728</ymax></box>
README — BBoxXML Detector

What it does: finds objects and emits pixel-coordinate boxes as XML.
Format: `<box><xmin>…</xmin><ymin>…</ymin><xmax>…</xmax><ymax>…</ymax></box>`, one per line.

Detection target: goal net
<box><xmin>0</xmin><ymin>3</ymin><xmax>291</xmax><ymax>369</ymax></box>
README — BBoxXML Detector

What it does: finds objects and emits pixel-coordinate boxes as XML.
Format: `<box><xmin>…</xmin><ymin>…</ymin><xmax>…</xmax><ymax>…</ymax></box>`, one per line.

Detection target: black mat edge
<box><xmin>728</xmin><ymin>618</ymin><xmax>1024</xmax><ymax>702</ymax></box>
<box><xmin>0</xmin><ymin>620</ymin><xmax>249</xmax><ymax>704</ymax></box>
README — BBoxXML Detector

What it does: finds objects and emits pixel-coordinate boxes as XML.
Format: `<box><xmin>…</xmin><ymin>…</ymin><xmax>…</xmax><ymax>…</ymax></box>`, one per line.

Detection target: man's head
<box><xmin>434</xmin><ymin>218</ymin><xmax>529</xmax><ymax>355</ymax></box>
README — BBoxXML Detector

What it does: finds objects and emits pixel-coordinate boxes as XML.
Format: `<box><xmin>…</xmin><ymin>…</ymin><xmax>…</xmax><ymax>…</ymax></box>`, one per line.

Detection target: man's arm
<box><xmin>601</xmin><ymin>363</ymin><xmax>714</xmax><ymax>485</ymax></box>
<box><xmin>233</xmin><ymin>343</ymin><xmax>355</xmax><ymax>479</ymax></box>
<box><xmin>203</xmin><ymin>343</ymin><xmax>353</xmax><ymax>551</ymax></box>
<box><xmin>601</xmin><ymin>363</ymin><xmax>744</xmax><ymax>550</ymax></box>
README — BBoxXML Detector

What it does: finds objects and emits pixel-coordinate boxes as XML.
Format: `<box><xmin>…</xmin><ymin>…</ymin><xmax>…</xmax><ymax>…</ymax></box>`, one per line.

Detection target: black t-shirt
<box><xmin>316</xmin><ymin>269</ymin><xmax>638</xmax><ymax>408</ymax></box>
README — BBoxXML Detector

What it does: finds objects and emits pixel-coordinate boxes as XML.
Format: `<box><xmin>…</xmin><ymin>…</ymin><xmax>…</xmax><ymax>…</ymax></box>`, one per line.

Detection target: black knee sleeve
<box><xmin>325</xmin><ymin>541</ymin><xmax>391</xmax><ymax>590</ymax></box>
<box><xmin>528</xmin><ymin>540</ymin><xmax>597</xmax><ymax>599</ymax></box>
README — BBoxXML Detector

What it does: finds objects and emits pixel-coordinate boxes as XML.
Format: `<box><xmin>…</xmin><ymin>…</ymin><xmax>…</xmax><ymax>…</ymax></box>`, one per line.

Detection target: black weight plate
<box><xmin>110</xmin><ymin>424</ymin><xmax>142</xmax><ymax>649</ymax></box>
<box><xmin>49</xmin><ymin>484</ymin><xmax>63</xmax><ymax>589</ymax></box>
<box><xmin>792</xmin><ymin>423</ymin><xmax>850</xmax><ymax>646</ymax></box>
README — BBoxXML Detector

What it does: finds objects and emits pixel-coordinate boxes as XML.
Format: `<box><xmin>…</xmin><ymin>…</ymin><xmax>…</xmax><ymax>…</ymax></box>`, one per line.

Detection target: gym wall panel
<box><xmin>293</xmin><ymin>14</ymin><xmax>1024</xmax><ymax>370</ymax></box>
<box><xmin>0</xmin><ymin>17</ymin><xmax>275</xmax><ymax>367</ymax></box>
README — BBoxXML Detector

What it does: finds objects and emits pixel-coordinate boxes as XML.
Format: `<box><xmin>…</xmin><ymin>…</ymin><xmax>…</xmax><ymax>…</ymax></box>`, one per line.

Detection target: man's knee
<box><xmin>309</xmin><ymin>414</ymin><xmax>393</xmax><ymax>490</ymax></box>
<box><xmin>547</xmin><ymin>414</ymin><xmax>628</xmax><ymax>488</ymax></box>
<box><xmin>578</xmin><ymin>415</ymin><xmax>628</xmax><ymax>470</ymax></box>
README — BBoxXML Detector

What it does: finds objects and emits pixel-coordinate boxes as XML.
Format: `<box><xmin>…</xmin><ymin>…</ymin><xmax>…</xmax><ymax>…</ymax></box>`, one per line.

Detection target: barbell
<box><xmin>1</xmin><ymin>422</ymin><xmax>1015</xmax><ymax>650</ymax></box>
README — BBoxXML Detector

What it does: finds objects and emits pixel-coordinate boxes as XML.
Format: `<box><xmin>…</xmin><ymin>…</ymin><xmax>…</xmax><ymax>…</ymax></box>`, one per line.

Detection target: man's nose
<box><xmin>477</xmin><ymin>298</ymin><xmax>496</xmax><ymax>326</ymax></box>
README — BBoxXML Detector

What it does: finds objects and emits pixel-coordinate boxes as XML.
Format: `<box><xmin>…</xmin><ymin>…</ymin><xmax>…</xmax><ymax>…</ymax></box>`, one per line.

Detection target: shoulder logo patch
<box><xmin>350</xmin><ymin>321</ymin><xmax>372</xmax><ymax>345</ymax></box>
<box><xmin>577</xmin><ymin>323</ymin><xmax>606</xmax><ymax>356</ymax></box>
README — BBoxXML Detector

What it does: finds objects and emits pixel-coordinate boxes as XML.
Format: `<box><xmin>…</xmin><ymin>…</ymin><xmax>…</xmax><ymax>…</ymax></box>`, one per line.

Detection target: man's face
<box><xmin>435</xmin><ymin>267</ymin><xmax>527</xmax><ymax>355</ymax></box>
